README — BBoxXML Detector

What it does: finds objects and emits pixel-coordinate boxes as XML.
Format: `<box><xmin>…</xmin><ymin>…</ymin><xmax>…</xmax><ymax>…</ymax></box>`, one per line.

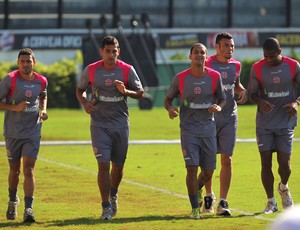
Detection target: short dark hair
<box><xmin>101</xmin><ymin>35</ymin><xmax>119</xmax><ymax>49</ymax></box>
<box><xmin>263</xmin><ymin>37</ymin><xmax>280</xmax><ymax>52</ymax></box>
<box><xmin>190</xmin><ymin>43</ymin><xmax>207</xmax><ymax>55</ymax></box>
<box><xmin>18</xmin><ymin>48</ymin><xmax>35</xmax><ymax>61</ymax></box>
<box><xmin>215</xmin><ymin>32</ymin><xmax>233</xmax><ymax>44</ymax></box>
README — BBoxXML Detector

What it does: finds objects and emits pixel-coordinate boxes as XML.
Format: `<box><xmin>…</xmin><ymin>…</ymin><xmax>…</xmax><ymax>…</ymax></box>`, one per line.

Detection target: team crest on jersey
<box><xmin>221</xmin><ymin>71</ymin><xmax>228</xmax><ymax>78</ymax></box>
<box><xmin>25</xmin><ymin>90</ymin><xmax>32</xmax><ymax>98</ymax></box>
<box><xmin>105</xmin><ymin>79</ymin><xmax>113</xmax><ymax>86</ymax></box>
<box><xmin>273</xmin><ymin>77</ymin><xmax>280</xmax><ymax>84</ymax></box>
<box><xmin>194</xmin><ymin>87</ymin><xmax>201</xmax><ymax>94</ymax></box>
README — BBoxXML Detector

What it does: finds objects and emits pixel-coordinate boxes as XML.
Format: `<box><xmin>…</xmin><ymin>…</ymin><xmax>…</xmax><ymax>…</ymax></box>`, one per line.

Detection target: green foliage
<box><xmin>169</xmin><ymin>52</ymin><xmax>188</xmax><ymax>61</ymax></box>
<box><xmin>0</xmin><ymin>54</ymin><xmax>81</xmax><ymax>108</ymax></box>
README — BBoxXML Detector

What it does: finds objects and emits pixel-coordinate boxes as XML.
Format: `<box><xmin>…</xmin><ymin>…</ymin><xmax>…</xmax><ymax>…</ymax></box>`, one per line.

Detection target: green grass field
<box><xmin>0</xmin><ymin>105</ymin><xmax>299</xmax><ymax>229</ymax></box>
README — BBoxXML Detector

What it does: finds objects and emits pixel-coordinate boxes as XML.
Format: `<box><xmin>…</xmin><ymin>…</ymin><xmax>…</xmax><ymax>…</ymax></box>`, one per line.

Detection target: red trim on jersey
<box><xmin>283</xmin><ymin>57</ymin><xmax>297</xmax><ymax>81</ymax></box>
<box><xmin>206</xmin><ymin>55</ymin><xmax>241</xmax><ymax>80</ymax></box>
<box><xmin>178</xmin><ymin>69</ymin><xmax>190</xmax><ymax>99</ymax></box>
<box><xmin>206</xmin><ymin>67</ymin><xmax>221</xmax><ymax>94</ymax></box>
<box><xmin>177</xmin><ymin>67</ymin><xmax>220</xmax><ymax>98</ymax></box>
<box><xmin>33</xmin><ymin>71</ymin><xmax>47</xmax><ymax>93</ymax></box>
<box><xmin>253</xmin><ymin>59</ymin><xmax>265</xmax><ymax>86</ymax></box>
<box><xmin>88</xmin><ymin>60</ymin><xmax>131</xmax><ymax>87</ymax></box>
<box><xmin>7</xmin><ymin>70</ymin><xmax>47</xmax><ymax>99</ymax></box>
<box><xmin>253</xmin><ymin>57</ymin><xmax>297</xmax><ymax>86</ymax></box>
<box><xmin>7</xmin><ymin>70</ymin><xmax>18</xmax><ymax>99</ymax></box>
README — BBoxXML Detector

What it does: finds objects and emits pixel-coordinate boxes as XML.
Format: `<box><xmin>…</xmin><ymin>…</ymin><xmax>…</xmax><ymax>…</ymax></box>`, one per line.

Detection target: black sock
<box><xmin>8</xmin><ymin>189</ymin><xmax>17</xmax><ymax>202</ymax></box>
<box><xmin>110</xmin><ymin>187</ymin><xmax>118</xmax><ymax>197</ymax></box>
<box><xmin>189</xmin><ymin>194</ymin><xmax>199</xmax><ymax>209</ymax></box>
<box><xmin>24</xmin><ymin>196</ymin><xmax>34</xmax><ymax>209</ymax></box>
<box><xmin>102</xmin><ymin>201</ymin><xmax>111</xmax><ymax>208</ymax></box>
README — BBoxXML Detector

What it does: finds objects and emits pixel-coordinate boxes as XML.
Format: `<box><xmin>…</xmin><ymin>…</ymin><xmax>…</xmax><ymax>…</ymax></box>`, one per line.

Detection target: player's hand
<box><xmin>236</xmin><ymin>90</ymin><xmax>248</xmax><ymax>104</ymax></box>
<box><xmin>283</xmin><ymin>102</ymin><xmax>298</xmax><ymax>116</ymax></box>
<box><xmin>168</xmin><ymin>107</ymin><xmax>179</xmax><ymax>119</ymax></box>
<box><xmin>114</xmin><ymin>80</ymin><xmax>128</xmax><ymax>95</ymax></box>
<box><xmin>208</xmin><ymin>104</ymin><xmax>222</xmax><ymax>113</ymax></box>
<box><xmin>39</xmin><ymin>110</ymin><xmax>48</xmax><ymax>121</ymax></box>
<box><xmin>258</xmin><ymin>99</ymin><xmax>275</xmax><ymax>113</ymax></box>
<box><xmin>83</xmin><ymin>101</ymin><xmax>96</xmax><ymax>114</ymax></box>
<box><xmin>15</xmin><ymin>100</ymin><xmax>30</xmax><ymax>112</ymax></box>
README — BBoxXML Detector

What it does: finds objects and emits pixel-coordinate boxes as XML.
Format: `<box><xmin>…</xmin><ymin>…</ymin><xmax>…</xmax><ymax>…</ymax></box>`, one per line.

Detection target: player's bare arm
<box><xmin>164</xmin><ymin>96</ymin><xmax>179</xmax><ymax>119</ymax></box>
<box><xmin>283</xmin><ymin>102</ymin><xmax>298</xmax><ymax>116</ymax></box>
<box><xmin>0</xmin><ymin>100</ymin><xmax>30</xmax><ymax>112</ymax></box>
<box><xmin>208</xmin><ymin>99</ymin><xmax>226</xmax><ymax>113</ymax></box>
<box><xmin>235</xmin><ymin>83</ymin><xmax>248</xmax><ymax>104</ymax></box>
<box><xmin>39</xmin><ymin>94</ymin><xmax>48</xmax><ymax>121</ymax></box>
<box><xmin>76</xmin><ymin>87</ymin><xmax>96</xmax><ymax>114</ymax></box>
<box><xmin>114</xmin><ymin>80</ymin><xmax>144</xmax><ymax>99</ymax></box>
<box><xmin>251</xmin><ymin>93</ymin><xmax>275</xmax><ymax>113</ymax></box>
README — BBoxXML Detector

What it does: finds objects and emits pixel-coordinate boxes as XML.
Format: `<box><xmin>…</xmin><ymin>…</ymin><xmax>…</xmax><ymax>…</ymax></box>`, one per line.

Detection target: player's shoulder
<box><xmin>253</xmin><ymin>58</ymin><xmax>266</xmax><ymax>68</ymax></box>
<box><xmin>206</xmin><ymin>67</ymin><xmax>221</xmax><ymax>78</ymax></box>
<box><xmin>177</xmin><ymin>68</ymin><xmax>191</xmax><ymax>79</ymax></box>
<box><xmin>282</xmin><ymin>56</ymin><xmax>299</xmax><ymax>65</ymax></box>
<box><xmin>228</xmin><ymin>57</ymin><xmax>241</xmax><ymax>66</ymax></box>
<box><xmin>116</xmin><ymin>60</ymin><xmax>132</xmax><ymax>69</ymax></box>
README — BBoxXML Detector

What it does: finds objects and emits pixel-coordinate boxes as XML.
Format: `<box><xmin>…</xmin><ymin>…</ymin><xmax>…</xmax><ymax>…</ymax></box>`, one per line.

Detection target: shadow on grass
<box><xmin>0</xmin><ymin>212</ymin><xmax>270</xmax><ymax>228</ymax></box>
<box><xmin>44</xmin><ymin>215</ymin><xmax>190</xmax><ymax>227</ymax></box>
<box><xmin>0</xmin><ymin>214</ymin><xmax>219</xmax><ymax>228</ymax></box>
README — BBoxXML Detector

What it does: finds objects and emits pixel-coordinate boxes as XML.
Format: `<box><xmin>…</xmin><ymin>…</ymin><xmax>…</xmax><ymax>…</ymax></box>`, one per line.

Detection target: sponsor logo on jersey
<box><xmin>268</xmin><ymin>91</ymin><xmax>290</xmax><ymax>98</ymax></box>
<box><xmin>99</xmin><ymin>95</ymin><xmax>124</xmax><ymax>102</ymax></box>
<box><xmin>24</xmin><ymin>105</ymin><xmax>38</xmax><ymax>112</ymax></box>
<box><xmin>189</xmin><ymin>102</ymin><xmax>212</xmax><ymax>109</ymax></box>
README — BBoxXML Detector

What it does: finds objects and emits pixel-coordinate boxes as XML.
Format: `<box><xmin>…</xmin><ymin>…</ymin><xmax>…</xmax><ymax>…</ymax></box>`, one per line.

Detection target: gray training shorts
<box><xmin>216</xmin><ymin>121</ymin><xmax>237</xmax><ymax>156</ymax></box>
<box><xmin>256</xmin><ymin>128</ymin><xmax>294</xmax><ymax>154</ymax></box>
<box><xmin>180</xmin><ymin>134</ymin><xmax>217</xmax><ymax>170</ymax></box>
<box><xmin>5</xmin><ymin>136</ymin><xmax>41</xmax><ymax>163</ymax></box>
<box><xmin>90</xmin><ymin>126</ymin><xmax>129</xmax><ymax>164</ymax></box>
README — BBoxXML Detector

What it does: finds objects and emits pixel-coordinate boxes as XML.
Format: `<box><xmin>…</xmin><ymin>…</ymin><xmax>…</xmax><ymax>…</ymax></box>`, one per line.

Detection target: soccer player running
<box><xmin>76</xmin><ymin>35</ymin><xmax>144</xmax><ymax>220</ymax></box>
<box><xmin>202</xmin><ymin>32</ymin><xmax>248</xmax><ymax>216</ymax></box>
<box><xmin>0</xmin><ymin>48</ymin><xmax>48</xmax><ymax>223</ymax></box>
<box><xmin>248</xmin><ymin>37</ymin><xmax>300</xmax><ymax>214</ymax></box>
<box><xmin>164</xmin><ymin>43</ymin><xmax>226</xmax><ymax>219</ymax></box>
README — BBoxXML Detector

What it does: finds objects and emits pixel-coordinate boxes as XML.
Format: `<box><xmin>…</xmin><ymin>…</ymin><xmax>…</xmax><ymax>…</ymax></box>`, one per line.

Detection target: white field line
<box><xmin>39</xmin><ymin>156</ymin><xmax>274</xmax><ymax>222</ymax></box>
<box><xmin>1</xmin><ymin>138</ymin><xmax>300</xmax><ymax>146</ymax></box>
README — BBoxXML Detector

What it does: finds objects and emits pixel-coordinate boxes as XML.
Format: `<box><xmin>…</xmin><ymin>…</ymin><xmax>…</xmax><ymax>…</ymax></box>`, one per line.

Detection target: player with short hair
<box><xmin>76</xmin><ymin>35</ymin><xmax>144</xmax><ymax>220</ymax></box>
<box><xmin>0</xmin><ymin>48</ymin><xmax>48</xmax><ymax>223</ymax></box>
<box><xmin>164</xmin><ymin>43</ymin><xmax>226</xmax><ymax>219</ymax></box>
<box><xmin>202</xmin><ymin>32</ymin><xmax>248</xmax><ymax>216</ymax></box>
<box><xmin>248</xmin><ymin>37</ymin><xmax>300</xmax><ymax>214</ymax></box>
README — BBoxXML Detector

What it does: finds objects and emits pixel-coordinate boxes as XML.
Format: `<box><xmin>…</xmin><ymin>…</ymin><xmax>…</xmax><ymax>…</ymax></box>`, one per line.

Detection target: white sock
<box><xmin>206</xmin><ymin>192</ymin><xmax>215</xmax><ymax>197</ymax></box>
<box><xmin>280</xmin><ymin>182</ymin><xmax>288</xmax><ymax>191</ymax></box>
<box><xmin>268</xmin><ymin>197</ymin><xmax>276</xmax><ymax>203</ymax></box>
<box><xmin>219</xmin><ymin>198</ymin><xmax>226</xmax><ymax>202</ymax></box>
